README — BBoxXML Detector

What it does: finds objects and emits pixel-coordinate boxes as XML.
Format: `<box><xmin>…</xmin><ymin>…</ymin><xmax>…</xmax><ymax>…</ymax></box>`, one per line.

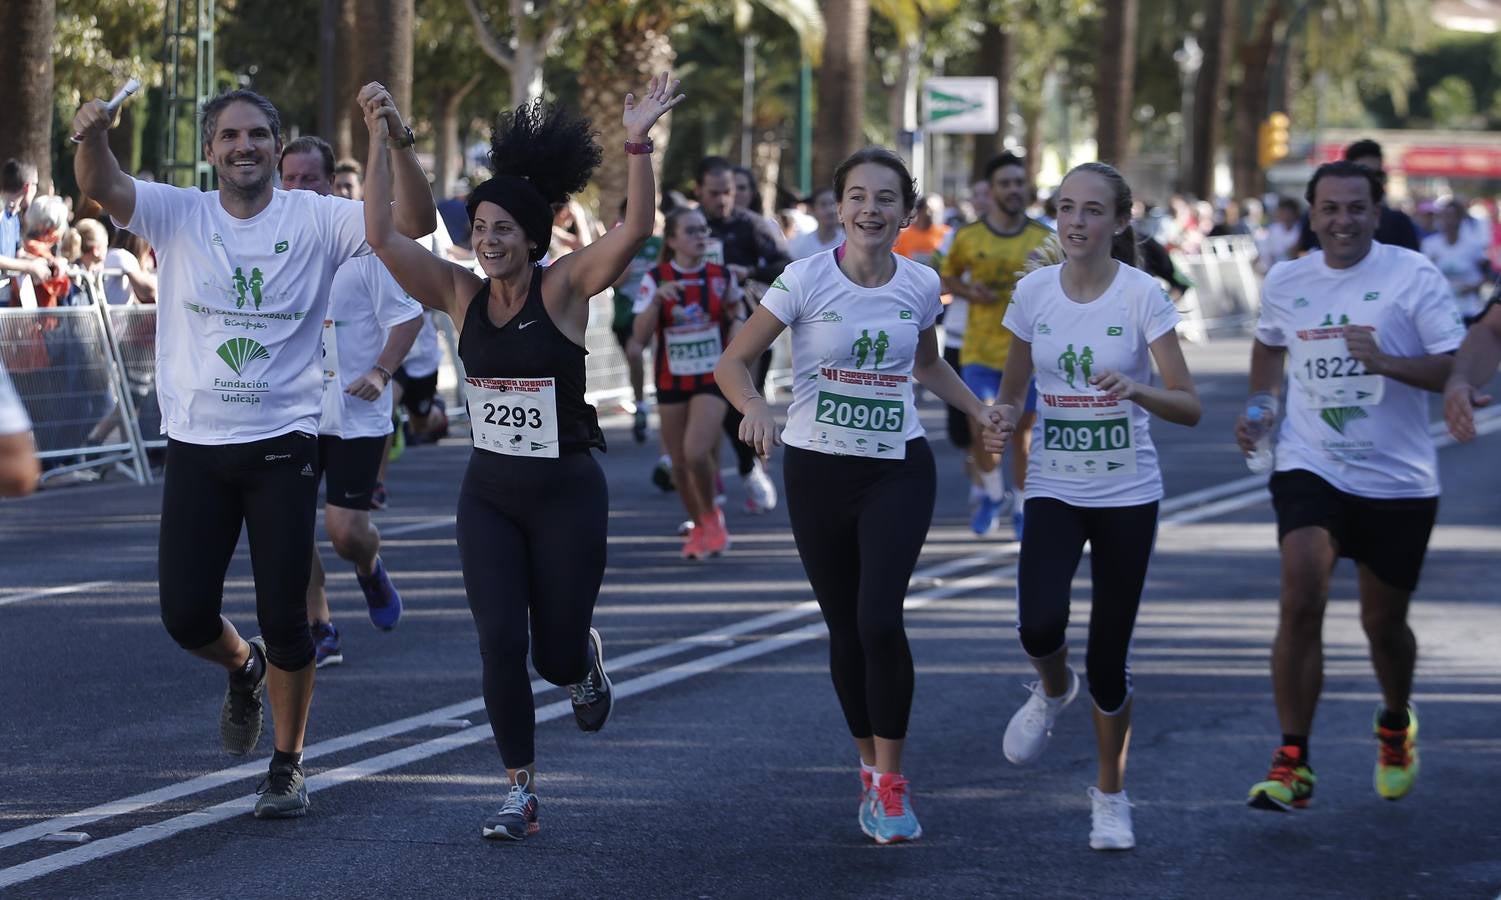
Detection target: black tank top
<box><xmin>458</xmin><ymin>270</ymin><xmax>605</xmax><ymax>453</ymax></box>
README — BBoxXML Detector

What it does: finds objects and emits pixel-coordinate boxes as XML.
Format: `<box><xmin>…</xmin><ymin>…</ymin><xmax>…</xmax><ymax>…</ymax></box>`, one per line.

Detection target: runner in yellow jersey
<box><xmin>941</xmin><ymin>152</ymin><xmax>1053</xmax><ymax>537</ymax></box>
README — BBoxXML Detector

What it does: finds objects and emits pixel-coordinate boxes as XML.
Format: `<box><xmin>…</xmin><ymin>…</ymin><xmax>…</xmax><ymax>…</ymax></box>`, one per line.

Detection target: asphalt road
<box><xmin>0</xmin><ymin>337</ymin><xmax>1498</xmax><ymax>899</ymax></box>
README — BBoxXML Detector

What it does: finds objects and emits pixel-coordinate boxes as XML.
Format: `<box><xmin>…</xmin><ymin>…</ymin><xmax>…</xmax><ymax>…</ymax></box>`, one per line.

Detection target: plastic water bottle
<box><xmin>1244</xmin><ymin>396</ymin><xmax>1276</xmax><ymax>474</ymax></box>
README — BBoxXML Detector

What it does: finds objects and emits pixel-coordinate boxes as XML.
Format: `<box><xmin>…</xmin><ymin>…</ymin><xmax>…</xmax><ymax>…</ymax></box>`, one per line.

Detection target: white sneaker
<box><xmin>1002</xmin><ymin>665</ymin><xmax>1080</xmax><ymax>765</ymax></box>
<box><xmin>743</xmin><ymin>461</ymin><xmax>778</xmax><ymax>513</ymax></box>
<box><xmin>1088</xmin><ymin>786</ymin><xmax>1135</xmax><ymax>850</ymax></box>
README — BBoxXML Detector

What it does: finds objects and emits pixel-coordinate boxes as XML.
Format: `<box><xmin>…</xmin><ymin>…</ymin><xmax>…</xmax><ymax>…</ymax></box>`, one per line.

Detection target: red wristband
<box><xmin>624</xmin><ymin>139</ymin><xmax>654</xmax><ymax>155</ymax></box>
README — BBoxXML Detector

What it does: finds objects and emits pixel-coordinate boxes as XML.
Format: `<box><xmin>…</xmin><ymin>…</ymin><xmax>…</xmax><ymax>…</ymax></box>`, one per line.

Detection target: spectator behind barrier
<box><xmin>10</xmin><ymin>195</ymin><xmax>70</xmax><ymax>308</ymax></box>
<box><xmin>104</xmin><ymin>228</ymin><xmax>157</xmax><ymax>305</ymax></box>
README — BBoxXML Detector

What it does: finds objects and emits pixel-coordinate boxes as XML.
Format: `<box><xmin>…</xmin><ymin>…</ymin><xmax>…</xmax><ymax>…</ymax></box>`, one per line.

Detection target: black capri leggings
<box><xmin>158</xmin><ymin>432</ymin><xmax>321</xmax><ymax>672</ymax></box>
<box><xmin>783</xmin><ymin>438</ymin><xmax>936</xmax><ymax>740</ymax></box>
<box><xmin>455</xmin><ymin>449</ymin><xmax>608</xmax><ymax>769</ymax></box>
<box><xmin>1015</xmin><ymin>497</ymin><xmax>1159</xmax><ymax>713</ymax></box>
<box><xmin>722</xmin><ymin>349</ymin><xmax>774</xmax><ymax>476</ymax></box>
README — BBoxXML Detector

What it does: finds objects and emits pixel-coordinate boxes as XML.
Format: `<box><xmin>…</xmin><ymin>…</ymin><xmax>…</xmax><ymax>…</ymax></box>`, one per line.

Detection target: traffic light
<box><xmin>1258</xmin><ymin>112</ymin><xmax>1291</xmax><ymax>169</ymax></box>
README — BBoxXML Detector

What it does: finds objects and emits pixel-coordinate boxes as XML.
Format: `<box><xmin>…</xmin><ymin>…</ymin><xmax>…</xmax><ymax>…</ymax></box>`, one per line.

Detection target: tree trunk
<box><xmin>509</xmin><ymin>15</ymin><xmax>546</xmax><ymax>108</ymax></box>
<box><xmin>433</xmin><ymin>74</ymin><xmax>481</xmax><ymax>202</ymax></box>
<box><xmin>332</xmin><ymin>0</ymin><xmax>360</xmax><ymax>159</ymax></box>
<box><xmin>888</xmin><ymin>34</ymin><xmax>923</xmax><ymax>171</ymax></box>
<box><xmin>1093</xmin><ymin>0</ymin><xmax>1138</xmax><ymax>168</ymax></box>
<box><xmin>971</xmin><ymin>22</ymin><xmax>1014</xmax><ymax>179</ymax></box>
<box><xmin>577</xmin><ymin>25</ymin><xmax>676</xmax><ymax>225</ymax></box>
<box><xmin>813</xmin><ymin>0</ymin><xmax>870</xmax><ymax>187</ymax></box>
<box><xmin>1231</xmin><ymin>5</ymin><xmax>1281</xmax><ymax>200</ymax></box>
<box><xmin>350</xmin><ymin>0</ymin><xmax>415</xmax><ymax>169</ymax></box>
<box><xmin>1189</xmin><ymin>0</ymin><xmax>1235</xmax><ymax>200</ymax></box>
<box><xmin>0</xmin><ymin>0</ymin><xmax>56</xmax><ymax>189</ymax></box>
<box><xmin>1020</xmin><ymin>99</ymin><xmax>1044</xmax><ymax>186</ymax></box>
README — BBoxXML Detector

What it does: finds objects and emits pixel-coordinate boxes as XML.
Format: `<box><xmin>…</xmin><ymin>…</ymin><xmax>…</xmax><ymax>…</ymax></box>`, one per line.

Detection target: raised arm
<box><xmin>71</xmin><ymin>99</ymin><xmax>137</xmax><ymax>226</ymax></box>
<box><xmin>357</xmin><ymin>82</ymin><xmax>438</xmax><ymax>240</ymax></box>
<box><xmin>362</xmin><ymin>96</ymin><xmax>482</xmax><ymax>321</ymax></box>
<box><xmin>550</xmin><ymin>73</ymin><xmax>685</xmax><ymax>303</ymax></box>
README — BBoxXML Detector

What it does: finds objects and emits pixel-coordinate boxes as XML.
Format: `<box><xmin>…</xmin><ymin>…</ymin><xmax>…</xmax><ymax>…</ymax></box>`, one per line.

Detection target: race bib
<box><xmin>1289</xmin><ymin>327</ymin><xmax>1384</xmax><ymax>409</ymax></box>
<box><xmin>318</xmin><ymin>319</ymin><xmax>343</xmax><ymax>431</ymax></box>
<box><xmin>703</xmin><ymin>238</ymin><xmax>725</xmax><ymax>266</ymax></box>
<box><xmin>1037</xmin><ymin>393</ymin><xmax>1135</xmax><ymax>478</ymax></box>
<box><xmin>664</xmin><ymin>322</ymin><xmax>722</xmax><ymax>376</ymax></box>
<box><xmin>464</xmin><ymin>376</ymin><xmax>560</xmax><ymax>458</ymax></box>
<box><xmin>810</xmin><ymin>367</ymin><xmax>908</xmax><ymax>459</ymax></box>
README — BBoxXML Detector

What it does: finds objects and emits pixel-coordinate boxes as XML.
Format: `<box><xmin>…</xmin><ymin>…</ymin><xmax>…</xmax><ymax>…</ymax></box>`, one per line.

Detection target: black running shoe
<box><xmin>569</xmin><ymin>628</ymin><xmax>614</xmax><ymax>732</ymax></box>
<box><xmin>482</xmin><ymin>773</ymin><xmax>539</xmax><ymax>840</ymax></box>
<box><xmin>254</xmin><ymin>760</ymin><xmax>309</xmax><ymax>819</ymax></box>
<box><xmin>220</xmin><ymin>636</ymin><xmax>267</xmax><ymax>756</ymax></box>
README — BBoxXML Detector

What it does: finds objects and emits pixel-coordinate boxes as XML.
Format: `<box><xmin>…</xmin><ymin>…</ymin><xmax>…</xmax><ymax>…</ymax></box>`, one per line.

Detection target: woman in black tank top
<box><xmin>360</xmin><ymin>73</ymin><xmax>685</xmax><ymax>841</ymax></box>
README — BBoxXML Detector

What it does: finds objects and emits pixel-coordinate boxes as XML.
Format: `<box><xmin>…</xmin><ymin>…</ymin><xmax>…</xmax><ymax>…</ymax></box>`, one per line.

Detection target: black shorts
<box><xmin>613</xmin><ymin>324</ymin><xmax>634</xmax><ymax>350</ymax></box>
<box><xmin>394</xmin><ymin>367</ymin><xmax>438</xmax><ymax>417</ymax></box>
<box><xmin>319</xmin><ymin>435</ymin><xmax>386</xmax><ymax>510</ymax></box>
<box><xmin>656</xmin><ymin>382</ymin><xmax>725</xmax><ymax>405</ymax></box>
<box><xmin>1270</xmin><ymin>469</ymin><xmax>1438</xmax><ymax>592</ymax></box>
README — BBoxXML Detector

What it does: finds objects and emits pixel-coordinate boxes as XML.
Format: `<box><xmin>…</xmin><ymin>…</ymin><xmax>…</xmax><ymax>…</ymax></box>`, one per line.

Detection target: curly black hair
<box><xmin>489</xmin><ymin>99</ymin><xmax>603</xmax><ymax>207</ymax></box>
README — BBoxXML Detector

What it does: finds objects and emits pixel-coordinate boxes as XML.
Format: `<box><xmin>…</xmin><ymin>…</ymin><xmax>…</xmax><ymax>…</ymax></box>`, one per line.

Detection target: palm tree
<box><xmin>1093</xmin><ymin>0</ymin><xmax>1138</xmax><ymax>168</ymax></box>
<box><xmin>813</xmin><ymin>0</ymin><xmax>872</xmax><ymax>186</ymax></box>
<box><xmin>350</xmin><ymin>0</ymin><xmax>415</xmax><ymax>165</ymax></box>
<box><xmin>0</xmin><ymin>0</ymin><xmax>56</xmax><ymax>187</ymax></box>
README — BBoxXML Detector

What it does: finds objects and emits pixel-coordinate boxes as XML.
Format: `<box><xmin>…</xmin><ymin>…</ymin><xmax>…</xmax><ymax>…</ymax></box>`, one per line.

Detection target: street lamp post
<box><xmin>1174</xmin><ymin>35</ymin><xmax>1202</xmax><ymax>195</ymax></box>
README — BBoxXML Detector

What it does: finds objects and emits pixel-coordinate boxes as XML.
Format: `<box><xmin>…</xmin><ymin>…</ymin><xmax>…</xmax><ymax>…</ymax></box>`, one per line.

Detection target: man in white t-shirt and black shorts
<box><xmin>73</xmin><ymin>85</ymin><xmax>434</xmax><ymax>818</ymax></box>
<box><xmin>1237</xmin><ymin>160</ymin><xmax>1465</xmax><ymax>813</ymax></box>
<box><xmin>280</xmin><ymin>136</ymin><xmax>423</xmax><ymax>667</ymax></box>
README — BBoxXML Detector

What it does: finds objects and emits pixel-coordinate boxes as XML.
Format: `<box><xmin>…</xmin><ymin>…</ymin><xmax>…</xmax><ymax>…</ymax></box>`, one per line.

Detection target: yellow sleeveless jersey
<box><xmin>940</xmin><ymin>218</ymin><xmax>1053</xmax><ymax>370</ymax></box>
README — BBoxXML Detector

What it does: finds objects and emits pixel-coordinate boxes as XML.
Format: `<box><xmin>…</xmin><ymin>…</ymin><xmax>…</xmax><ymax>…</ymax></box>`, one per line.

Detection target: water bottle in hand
<box><xmin>1244</xmin><ymin>404</ymin><xmax>1274</xmax><ymax>473</ymax></box>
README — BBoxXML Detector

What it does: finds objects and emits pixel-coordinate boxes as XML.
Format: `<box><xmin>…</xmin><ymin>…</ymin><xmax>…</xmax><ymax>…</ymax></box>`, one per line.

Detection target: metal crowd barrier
<box><xmin>0</xmin><ymin>304</ymin><xmax>151</xmax><ymax>484</ymax></box>
<box><xmin>1172</xmin><ymin>235</ymin><xmax>1263</xmax><ymax>342</ymax></box>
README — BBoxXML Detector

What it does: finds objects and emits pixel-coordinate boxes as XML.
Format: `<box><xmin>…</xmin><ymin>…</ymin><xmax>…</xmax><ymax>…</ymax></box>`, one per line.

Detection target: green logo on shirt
<box><xmin>1363</xmin><ymin>291</ymin><xmax>1380</xmax><ymax>302</ymax></box>
<box><xmin>900</xmin><ymin>310</ymin><xmax>913</xmax><ymax>320</ymax></box>
<box><xmin>1320</xmin><ymin>405</ymin><xmax>1368</xmax><ymax>435</ymax></box>
<box><xmin>216</xmin><ymin>337</ymin><xmax>271</xmax><ymax>375</ymax></box>
<box><xmin>771</xmin><ymin>277</ymin><xmax>789</xmax><ymax>291</ymax></box>
<box><xmin>1106</xmin><ymin>326</ymin><xmax>1123</xmax><ymax>336</ymax></box>
<box><xmin>1319</xmin><ymin>313</ymin><xmax>1351</xmax><ymax>327</ymax></box>
<box><xmin>211</xmin><ymin>233</ymin><xmax>224</xmax><ymax>245</ymax></box>
<box><xmin>1037</xmin><ymin>323</ymin><xmax>1052</xmax><ymax>335</ymax></box>
<box><xmin>821</xmin><ymin>311</ymin><xmax>844</xmax><ymax>323</ymax></box>
<box><xmin>1058</xmin><ymin>343</ymin><xmax>1094</xmax><ymax>388</ymax></box>
<box><xmin>1293</xmin><ymin>297</ymin><xmax>1309</xmax><ymax>308</ymax></box>
<box><xmin>851</xmin><ymin>329</ymin><xmax>891</xmax><ymax>369</ymax></box>
<box><xmin>232</xmin><ymin>266</ymin><xmax>265</xmax><ymax>310</ymax></box>
<box><xmin>275</xmin><ymin>240</ymin><xmax>289</xmax><ymax>254</ymax></box>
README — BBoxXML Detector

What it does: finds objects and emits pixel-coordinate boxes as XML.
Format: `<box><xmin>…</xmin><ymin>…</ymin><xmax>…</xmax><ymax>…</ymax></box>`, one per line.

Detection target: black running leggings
<box><xmin>722</xmin><ymin>349</ymin><xmax>773</xmax><ymax>476</ymax></box>
<box><xmin>783</xmin><ymin>439</ymin><xmax>936</xmax><ymax>740</ymax></box>
<box><xmin>1015</xmin><ymin>497</ymin><xmax>1159</xmax><ymax>713</ymax></box>
<box><xmin>158</xmin><ymin>432</ymin><xmax>320</xmax><ymax>671</ymax></box>
<box><xmin>455</xmin><ymin>449</ymin><xmax>608</xmax><ymax>769</ymax></box>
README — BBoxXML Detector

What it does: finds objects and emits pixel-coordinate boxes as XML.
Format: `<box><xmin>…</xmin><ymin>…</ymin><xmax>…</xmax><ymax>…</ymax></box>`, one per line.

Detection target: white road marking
<box><xmin>0</xmin><ymin>582</ymin><xmax>111</xmax><ymax>609</ymax></box>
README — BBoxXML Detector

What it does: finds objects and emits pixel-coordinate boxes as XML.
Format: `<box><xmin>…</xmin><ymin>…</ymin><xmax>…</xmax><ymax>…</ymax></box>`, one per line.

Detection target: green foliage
<box><xmin>1427</xmin><ymin>75</ymin><xmax>1479</xmax><ymax>127</ymax></box>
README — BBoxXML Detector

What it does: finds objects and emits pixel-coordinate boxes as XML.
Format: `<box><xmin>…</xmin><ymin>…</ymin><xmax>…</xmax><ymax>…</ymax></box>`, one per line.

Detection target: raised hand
<box><xmin>623</xmin><ymin>72</ymin><xmax>686</xmax><ymax>142</ymax></box>
<box><xmin>71</xmin><ymin>99</ymin><xmax>116</xmax><ymax>143</ymax></box>
<box><xmin>357</xmin><ymin>82</ymin><xmax>404</xmax><ymax>138</ymax></box>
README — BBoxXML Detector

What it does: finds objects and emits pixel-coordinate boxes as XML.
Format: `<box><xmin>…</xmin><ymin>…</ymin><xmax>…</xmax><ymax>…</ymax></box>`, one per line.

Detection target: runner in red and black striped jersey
<box><xmin>628</xmin><ymin>208</ymin><xmax>745</xmax><ymax>559</ymax></box>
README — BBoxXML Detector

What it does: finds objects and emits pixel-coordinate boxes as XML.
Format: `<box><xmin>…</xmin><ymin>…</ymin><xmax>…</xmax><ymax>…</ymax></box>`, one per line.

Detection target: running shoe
<box><xmin>651</xmin><ymin>455</ymin><xmax>675</xmax><ymax>492</ymax></box>
<box><xmin>369</xmin><ymin>481</ymin><xmax>388</xmax><ymax>511</ymax></box>
<box><xmin>682</xmin><ymin>526</ymin><xmax>710</xmax><ymax>560</ymax></box>
<box><xmin>858</xmin><ymin>769</ymin><xmax>877</xmax><ymax>839</ymax></box>
<box><xmin>632</xmin><ymin>406</ymin><xmax>648</xmax><ymax>444</ymax></box>
<box><xmin>967</xmin><ymin>483</ymin><xmax>985</xmax><ymax>512</ymax></box>
<box><xmin>676</xmin><ymin>519</ymin><xmax>695</xmax><ymax>536</ymax></box>
<box><xmin>483</xmin><ymin>774</ymin><xmax>539</xmax><ymax>840</ymax></box>
<box><xmin>1374</xmin><ymin>704</ymin><xmax>1419</xmax><ymax>801</ymax></box>
<box><xmin>971</xmin><ymin>494</ymin><xmax>1003</xmax><ymax>536</ymax></box>
<box><xmin>357</xmin><ymin>557</ymin><xmax>402</xmax><ymax>631</ymax></box>
<box><xmin>1088</xmin><ymin>786</ymin><xmax>1135</xmax><ymax>850</ymax></box>
<box><xmin>429</xmin><ymin>396</ymin><xmax>449</xmax><ymax>440</ymax></box>
<box><xmin>569</xmin><ymin>628</ymin><xmax>614</xmax><ymax>732</ymax></box>
<box><xmin>701</xmin><ymin>512</ymin><xmax>731</xmax><ymax>557</ymax></box>
<box><xmin>1002</xmin><ymin>665</ymin><xmax>1080</xmax><ymax>765</ymax></box>
<box><xmin>220</xmin><ymin>636</ymin><xmax>267</xmax><ymax>756</ymax></box>
<box><xmin>1247</xmin><ymin>744</ymin><xmax>1316</xmax><ymax>811</ymax></box>
<box><xmin>743</xmin><ymin>461</ymin><xmax>777</xmax><ymax>513</ymax></box>
<box><xmin>312</xmin><ymin>621</ymin><xmax>343</xmax><ymax>669</ymax></box>
<box><xmin>870</xmin><ymin>773</ymin><xmax>922</xmax><ymax>844</ymax></box>
<box><xmin>388</xmin><ymin>415</ymin><xmax>406</xmax><ymax>462</ymax></box>
<box><xmin>254</xmin><ymin>759</ymin><xmax>309</xmax><ymax>819</ymax></box>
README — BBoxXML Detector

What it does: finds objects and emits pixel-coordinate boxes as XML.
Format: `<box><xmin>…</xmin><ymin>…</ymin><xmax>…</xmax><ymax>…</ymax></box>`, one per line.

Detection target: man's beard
<box><xmin>218</xmin><ymin>162</ymin><xmax>273</xmax><ymax>200</ymax></box>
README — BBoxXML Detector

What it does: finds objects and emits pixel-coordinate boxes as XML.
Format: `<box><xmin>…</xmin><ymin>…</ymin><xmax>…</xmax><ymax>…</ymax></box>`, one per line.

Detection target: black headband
<box><xmin>466</xmin><ymin>175</ymin><xmax>553</xmax><ymax>261</ymax></box>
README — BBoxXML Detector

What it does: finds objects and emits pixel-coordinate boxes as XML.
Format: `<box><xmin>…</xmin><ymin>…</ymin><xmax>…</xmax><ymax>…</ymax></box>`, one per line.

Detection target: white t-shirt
<box><xmin>0</xmin><ymin>358</ymin><xmax>30</xmax><ymax>435</ymax></box>
<box><xmin>760</xmin><ymin>250</ymin><xmax>943</xmax><ymax>456</ymax></box>
<box><xmin>319</xmin><ymin>254</ymin><xmax>423</xmax><ymax>439</ymax></box>
<box><xmin>1420</xmin><ymin>232</ymin><xmax>1488</xmax><ymax>320</ymax></box>
<box><xmin>1256</xmin><ymin>243</ymin><xmax>1466</xmax><ymax>498</ymax></box>
<box><xmin>935</xmin><ymin>227</ymin><xmax>967</xmax><ymax>349</ymax></box>
<box><xmin>117</xmin><ymin>180</ymin><xmax>368</xmax><ymax>444</ymax></box>
<box><xmin>102</xmin><ymin>248</ymin><xmax>144</xmax><ymax>305</ymax></box>
<box><xmin>1005</xmin><ymin>263</ymin><xmax>1182</xmax><ymax>507</ymax></box>
<box><xmin>788</xmin><ymin>229</ymin><xmax>845</xmax><ymax>261</ymax></box>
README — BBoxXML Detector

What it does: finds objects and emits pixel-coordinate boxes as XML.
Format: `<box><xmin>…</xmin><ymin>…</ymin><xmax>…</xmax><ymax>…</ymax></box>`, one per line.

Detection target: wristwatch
<box><xmin>387</xmin><ymin>125</ymin><xmax>416</xmax><ymax>150</ymax></box>
<box><xmin>373</xmin><ymin>365</ymin><xmax>393</xmax><ymax>386</ymax></box>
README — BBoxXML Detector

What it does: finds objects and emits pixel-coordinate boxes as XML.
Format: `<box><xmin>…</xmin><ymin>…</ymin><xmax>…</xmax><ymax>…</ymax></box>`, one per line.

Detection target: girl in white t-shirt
<box><xmin>996</xmin><ymin>162</ymin><xmax>1201</xmax><ymax>851</ymax></box>
<box><xmin>717</xmin><ymin>147</ymin><xmax>1005</xmax><ymax>845</ymax></box>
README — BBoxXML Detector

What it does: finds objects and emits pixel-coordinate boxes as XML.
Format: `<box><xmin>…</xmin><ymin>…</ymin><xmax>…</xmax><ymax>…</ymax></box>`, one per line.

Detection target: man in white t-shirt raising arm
<box><xmin>1236</xmin><ymin>160</ymin><xmax>1465</xmax><ymax>814</ymax></box>
<box><xmin>0</xmin><ymin>358</ymin><xmax>39</xmax><ymax>496</ymax></box>
<box><xmin>72</xmin><ymin>85</ymin><xmax>434</xmax><ymax>819</ymax></box>
<box><xmin>280</xmin><ymin>135</ymin><xmax>423</xmax><ymax>668</ymax></box>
